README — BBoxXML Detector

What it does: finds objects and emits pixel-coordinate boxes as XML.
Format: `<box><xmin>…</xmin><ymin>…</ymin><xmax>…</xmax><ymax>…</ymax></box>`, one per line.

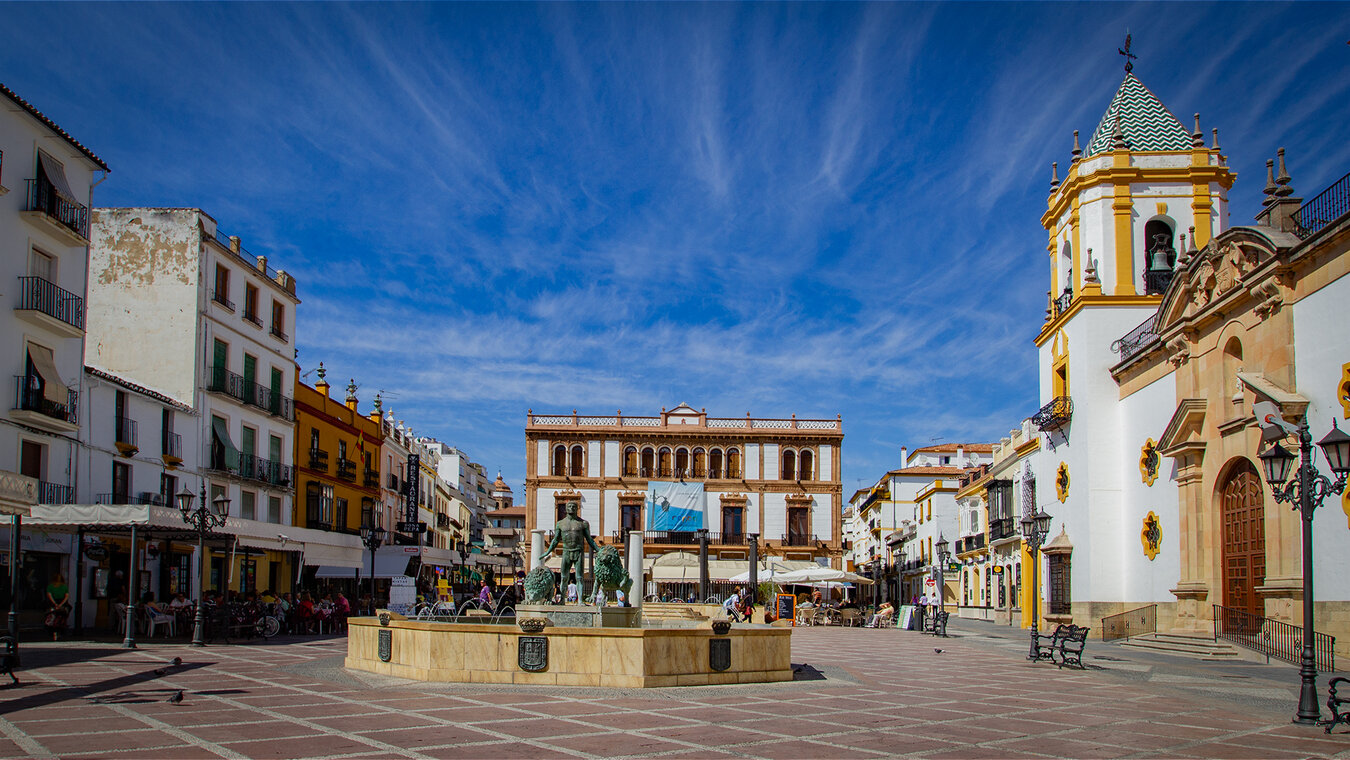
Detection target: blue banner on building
<box><xmin>647</xmin><ymin>482</ymin><xmax>705</xmax><ymax>532</ymax></box>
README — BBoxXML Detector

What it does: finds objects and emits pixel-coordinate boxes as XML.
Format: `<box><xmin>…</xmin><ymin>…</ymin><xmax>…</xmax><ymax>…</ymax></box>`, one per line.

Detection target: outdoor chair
<box><xmin>112</xmin><ymin>602</ymin><xmax>128</xmax><ymax>635</ymax></box>
<box><xmin>143</xmin><ymin>605</ymin><xmax>176</xmax><ymax>638</ymax></box>
<box><xmin>839</xmin><ymin>608</ymin><xmax>862</xmax><ymax>627</ymax></box>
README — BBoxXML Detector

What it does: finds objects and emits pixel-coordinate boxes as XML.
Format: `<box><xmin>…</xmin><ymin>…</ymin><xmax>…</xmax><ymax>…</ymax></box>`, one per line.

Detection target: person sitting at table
<box><xmin>811</xmin><ymin>589</ymin><xmax>823</xmax><ymax>607</ymax></box>
<box><xmin>141</xmin><ymin>592</ymin><xmax>176</xmax><ymax>636</ymax></box>
<box><xmin>296</xmin><ymin>592</ymin><xmax>317</xmax><ymax>633</ymax></box>
<box><xmin>168</xmin><ymin>592</ymin><xmax>191</xmax><ymax>610</ymax></box>
<box><xmin>867</xmin><ymin>601</ymin><xmax>895</xmax><ymax>628</ymax></box>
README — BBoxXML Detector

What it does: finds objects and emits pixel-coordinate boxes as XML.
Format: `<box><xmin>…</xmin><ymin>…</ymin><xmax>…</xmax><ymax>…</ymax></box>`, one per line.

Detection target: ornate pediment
<box><xmin>1158</xmin><ymin>227</ymin><xmax>1284</xmax><ymax>336</ymax></box>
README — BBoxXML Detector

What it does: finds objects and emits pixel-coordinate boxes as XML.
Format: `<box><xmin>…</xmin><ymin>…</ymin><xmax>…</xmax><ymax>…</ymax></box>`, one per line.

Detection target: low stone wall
<box><xmin>346</xmin><ymin>618</ymin><xmax>793</xmax><ymax>688</ymax></box>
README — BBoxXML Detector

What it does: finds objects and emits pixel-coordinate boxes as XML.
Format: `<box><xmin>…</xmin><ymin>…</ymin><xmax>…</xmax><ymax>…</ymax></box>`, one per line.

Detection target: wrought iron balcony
<box><xmin>990</xmin><ymin>517</ymin><xmax>1017</xmax><ymax>542</ymax></box>
<box><xmin>363</xmin><ymin>469</ymin><xmax>380</xmax><ymax>488</ymax></box>
<box><xmin>270</xmin><ymin>324</ymin><xmax>288</xmax><ymax>342</ymax></box>
<box><xmin>240</xmin><ymin>455</ymin><xmax>291</xmax><ymax>486</ymax></box>
<box><xmin>1052</xmin><ymin>289</ymin><xmax>1073</xmax><ymax>318</ymax></box>
<box><xmin>609</xmin><ymin>530</ymin><xmax>750</xmax><ymax>546</ymax></box>
<box><xmin>38</xmin><ymin>481</ymin><xmax>73</xmax><ymax>505</ymax></box>
<box><xmin>1031</xmin><ymin>396</ymin><xmax>1073</xmax><ymax>431</ymax></box>
<box><xmin>308</xmin><ymin>448</ymin><xmax>329</xmax><ymax>470</ymax></box>
<box><xmin>1293</xmin><ymin>170</ymin><xmax>1350</xmax><ymax>240</ymax></box>
<box><xmin>161</xmin><ymin>432</ymin><xmax>182</xmax><ymax>460</ymax></box>
<box><xmin>97</xmin><ymin>492</ymin><xmax>165</xmax><ymax>506</ymax></box>
<box><xmin>336</xmin><ymin>458</ymin><xmax>357</xmax><ymax>481</ymax></box>
<box><xmin>24</xmin><ymin>176</ymin><xmax>89</xmax><ymax>241</ymax></box>
<box><xmin>1143</xmin><ymin>269</ymin><xmax>1174</xmax><ymax>295</ymax></box>
<box><xmin>782</xmin><ymin>533</ymin><xmax>817</xmax><ymax>547</ymax></box>
<box><xmin>243</xmin><ymin>310</ymin><xmax>263</xmax><ymax>328</ymax></box>
<box><xmin>13</xmin><ymin>375</ymin><xmax>77</xmax><ymax>425</ymax></box>
<box><xmin>114</xmin><ymin>415</ymin><xmax>138</xmax><ymax>446</ymax></box>
<box><xmin>207</xmin><ymin>366</ymin><xmax>294</xmax><ymax>420</ymax></box>
<box><xmin>211</xmin><ymin>289</ymin><xmax>234</xmax><ymax>311</ymax></box>
<box><xmin>1112</xmin><ymin>314</ymin><xmax>1161</xmax><ymax>364</ymax></box>
<box><xmin>15</xmin><ymin>276</ymin><xmax>84</xmax><ymax>332</ymax></box>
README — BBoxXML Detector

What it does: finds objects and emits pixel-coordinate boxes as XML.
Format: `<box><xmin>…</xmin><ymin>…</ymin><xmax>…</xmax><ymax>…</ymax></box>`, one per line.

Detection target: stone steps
<box><xmin>1119</xmin><ymin>632</ymin><xmax>1244</xmax><ymax>659</ymax></box>
<box><xmin>642</xmin><ymin>603</ymin><xmax>708</xmax><ymax>622</ymax></box>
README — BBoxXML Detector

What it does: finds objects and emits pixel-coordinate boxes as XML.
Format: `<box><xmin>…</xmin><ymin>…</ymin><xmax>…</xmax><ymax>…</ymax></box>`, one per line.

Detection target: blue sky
<box><xmin>4</xmin><ymin>2</ymin><xmax>1349</xmax><ymax>496</ymax></box>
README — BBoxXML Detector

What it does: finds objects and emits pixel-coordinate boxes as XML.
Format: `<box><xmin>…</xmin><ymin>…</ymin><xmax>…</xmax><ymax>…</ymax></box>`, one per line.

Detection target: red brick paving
<box><xmin>0</xmin><ymin>624</ymin><xmax>1344</xmax><ymax>758</ymax></box>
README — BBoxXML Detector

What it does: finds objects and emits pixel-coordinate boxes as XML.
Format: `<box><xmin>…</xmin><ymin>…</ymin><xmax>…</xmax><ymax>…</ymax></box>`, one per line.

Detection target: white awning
<box><xmin>26</xmin><ymin>343</ymin><xmax>68</xmax><ymax>404</ymax></box>
<box><xmin>38</xmin><ymin>151</ymin><xmax>77</xmax><ymax>201</ymax></box>
<box><xmin>303</xmin><ymin>543</ymin><xmax>363</xmax><ymax>569</ymax></box>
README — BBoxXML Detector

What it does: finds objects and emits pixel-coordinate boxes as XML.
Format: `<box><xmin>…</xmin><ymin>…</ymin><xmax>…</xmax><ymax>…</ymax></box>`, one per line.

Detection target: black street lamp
<box><xmin>359</xmin><ymin>519</ymin><xmax>386</xmax><ymax>616</ymax></box>
<box><xmin>934</xmin><ymin>534</ymin><xmax>951</xmax><ymax>616</ymax></box>
<box><xmin>1257</xmin><ymin>420</ymin><xmax>1350</xmax><ymax>725</ymax></box>
<box><xmin>176</xmin><ymin>484</ymin><xmax>230</xmax><ymax>648</ymax></box>
<box><xmin>1020</xmin><ymin>508</ymin><xmax>1053</xmax><ymax>661</ymax></box>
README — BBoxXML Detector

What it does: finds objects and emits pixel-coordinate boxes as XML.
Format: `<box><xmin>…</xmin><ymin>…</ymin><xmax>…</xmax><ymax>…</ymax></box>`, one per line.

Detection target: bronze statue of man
<box><xmin>545</xmin><ymin>501</ymin><xmax>598</xmax><ymax>605</ymax></box>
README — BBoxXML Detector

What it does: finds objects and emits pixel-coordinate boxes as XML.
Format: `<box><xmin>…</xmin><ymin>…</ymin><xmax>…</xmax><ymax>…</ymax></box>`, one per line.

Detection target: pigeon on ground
<box><xmin>166</xmin><ymin>690</ymin><xmax>183</xmax><ymax>704</ymax></box>
<box><xmin>153</xmin><ymin>668</ymin><xmax>167</xmax><ymax>677</ymax></box>
<box><xmin>934</xmin><ymin>648</ymin><xmax>944</xmax><ymax>654</ymax></box>
<box><xmin>169</xmin><ymin>657</ymin><xmax>182</xmax><ymax>666</ymax></box>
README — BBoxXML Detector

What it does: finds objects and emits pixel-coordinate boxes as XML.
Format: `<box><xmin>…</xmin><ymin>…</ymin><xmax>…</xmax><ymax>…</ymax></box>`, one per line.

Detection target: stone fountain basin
<box><xmin>346</xmin><ymin>616</ymin><xmax>792</xmax><ymax>688</ymax></box>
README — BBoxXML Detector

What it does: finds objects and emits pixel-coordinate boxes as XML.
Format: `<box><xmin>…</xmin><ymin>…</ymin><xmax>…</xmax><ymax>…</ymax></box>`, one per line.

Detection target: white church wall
<box><xmin>1293</xmin><ymin>278</ymin><xmax>1350</xmax><ymax>601</ymax></box>
<box><xmin>1117</xmin><ymin>372</ymin><xmax>1181</xmax><ymax>603</ymax></box>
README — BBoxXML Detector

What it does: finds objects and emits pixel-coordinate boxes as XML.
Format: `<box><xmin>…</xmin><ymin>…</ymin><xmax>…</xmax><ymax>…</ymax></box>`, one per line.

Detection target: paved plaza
<box><xmin>0</xmin><ymin>620</ymin><xmax>1347</xmax><ymax>759</ymax></box>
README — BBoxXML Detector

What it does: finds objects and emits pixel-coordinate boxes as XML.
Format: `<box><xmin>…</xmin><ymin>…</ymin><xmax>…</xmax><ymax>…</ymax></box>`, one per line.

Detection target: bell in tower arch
<box><xmin>1143</xmin><ymin>231</ymin><xmax>1176</xmax><ymax>295</ymax></box>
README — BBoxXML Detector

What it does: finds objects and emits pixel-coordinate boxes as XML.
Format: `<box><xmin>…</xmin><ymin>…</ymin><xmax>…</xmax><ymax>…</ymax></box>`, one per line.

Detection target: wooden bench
<box><xmin>1322</xmin><ymin>677</ymin><xmax>1350</xmax><ymax>734</ymax></box>
<box><xmin>0</xmin><ymin>636</ymin><xmax>18</xmax><ymax>687</ymax></box>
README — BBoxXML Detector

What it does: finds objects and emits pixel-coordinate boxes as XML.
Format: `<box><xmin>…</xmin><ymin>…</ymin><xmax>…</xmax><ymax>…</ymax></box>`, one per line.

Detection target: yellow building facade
<box><xmin>293</xmin><ymin>368</ymin><xmax>383</xmax><ymax>538</ymax></box>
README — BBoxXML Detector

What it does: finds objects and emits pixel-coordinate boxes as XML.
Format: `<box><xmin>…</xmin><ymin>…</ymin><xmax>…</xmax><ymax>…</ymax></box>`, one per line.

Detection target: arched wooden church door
<box><xmin>1220</xmin><ymin>459</ymin><xmax>1266</xmax><ymax>620</ymax></box>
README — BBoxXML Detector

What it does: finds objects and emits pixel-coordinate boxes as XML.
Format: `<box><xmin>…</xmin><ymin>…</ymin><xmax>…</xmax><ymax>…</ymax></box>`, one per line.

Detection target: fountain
<box><xmin>346</xmin><ymin>502</ymin><xmax>791</xmax><ymax>687</ymax></box>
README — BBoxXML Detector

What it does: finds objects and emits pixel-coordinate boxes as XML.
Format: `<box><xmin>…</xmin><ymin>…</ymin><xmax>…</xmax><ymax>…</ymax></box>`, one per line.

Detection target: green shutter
<box><xmin>243</xmin><ymin>354</ymin><xmax>257</xmax><ymax>386</ymax></box>
<box><xmin>270</xmin><ymin>368</ymin><xmax>283</xmax><ymax>415</ymax></box>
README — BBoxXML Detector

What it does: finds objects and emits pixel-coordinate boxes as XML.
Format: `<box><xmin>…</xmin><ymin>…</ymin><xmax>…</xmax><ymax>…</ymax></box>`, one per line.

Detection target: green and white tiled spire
<box><xmin>1084</xmin><ymin>73</ymin><xmax>1192</xmax><ymax>156</ymax></box>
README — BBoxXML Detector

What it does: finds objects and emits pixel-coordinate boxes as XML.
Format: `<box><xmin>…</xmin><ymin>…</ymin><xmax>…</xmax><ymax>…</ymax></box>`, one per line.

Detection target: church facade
<box><xmin>1026</xmin><ymin>62</ymin><xmax>1350</xmax><ymax>658</ymax></box>
<box><xmin>523</xmin><ymin>404</ymin><xmax>845</xmax><ymax>572</ymax></box>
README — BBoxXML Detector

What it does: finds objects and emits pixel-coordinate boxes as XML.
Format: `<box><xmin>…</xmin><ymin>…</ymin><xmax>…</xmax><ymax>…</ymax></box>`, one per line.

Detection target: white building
<box><xmin>87</xmin><ymin>208</ymin><xmax>300</xmax><ymax>531</ymax></box>
<box><xmin>0</xmin><ymin>84</ymin><xmax>108</xmax><ymax>517</ymax></box>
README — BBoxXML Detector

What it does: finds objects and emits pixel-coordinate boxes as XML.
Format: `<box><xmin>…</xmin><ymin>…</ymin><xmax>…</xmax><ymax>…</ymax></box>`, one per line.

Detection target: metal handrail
<box><xmin>15</xmin><ymin>276</ymin><xmax>84</xmax><ymax>330</ymax></box>
<box><xmin>13</xmin><ymin>375</ymin><xmax>77</xmax><ymax>424</ymax></box>
<box><xmin>1294</xmin><ymin>171</ymin><xmax>1350</xmax><ymax>239</ymax></box>
<box><xmin>1213</xmin><ymin>603</ymin><xmax>1335</xmax><ymax>672</ymax></box>
<box><xmin>1112</xmin><ymin>313</ymin><xmax>1161</xmax><ymax>363</ymax></box>
<box><xmin>1101</xmin><ymin>603</ymin><xmax>1156</xmax><ymax>641</ymax></box>
<box><xmin>24</xmin><ymin>176</ymin><xmax>89</xmax><ymax>240</ymax></box>
<box><xmin>1031</xmin><ymin>396</ymin><xmax>1073</xmax><ymax>431</ymax></box>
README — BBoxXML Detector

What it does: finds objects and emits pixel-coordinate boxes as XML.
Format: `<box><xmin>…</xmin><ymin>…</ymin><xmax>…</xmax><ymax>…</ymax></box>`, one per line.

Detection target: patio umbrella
<box><xmin>774</xmin><ymin>567</ymin><xmax>875</xmax><ymax>585</ymax></box>
<box><xmin>728</xmin><ymin>560</ymin><xmax>795</xmax><ymax>583</ymax></box>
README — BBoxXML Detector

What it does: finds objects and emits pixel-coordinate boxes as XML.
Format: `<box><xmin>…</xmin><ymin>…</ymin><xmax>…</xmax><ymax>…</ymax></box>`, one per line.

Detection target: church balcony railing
<box><xmin>1031</xmin><ymin>396</ymin><xmax>1073</xmax><ymax>431</ymax></box>
<box><xmin>1112</xmin><ymin>314</ymin><xmax>1161</xmax><ymax>364</ymax></box>
<box><xmin>1294</xmin><ymin>170</ymin><xmax>1350</xmax><ymax>240</ymax></box>
<box><xmin>1052</xmin><ymin>289</ymin><xmax>1073</xmax><ymax>318</ymax></box>
<box><xmin>1143</xmin><ymin>270</ymin><xmax>1174</xmax><ymax>296</ymax></box>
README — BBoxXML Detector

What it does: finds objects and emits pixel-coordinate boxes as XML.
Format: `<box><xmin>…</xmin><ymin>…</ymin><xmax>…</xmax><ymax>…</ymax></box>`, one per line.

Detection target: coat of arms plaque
<box><xmin>378</xmin><ymin>629</ymin><xmax>392</xmax><ymax>662</ymax></box>
<box><xmin>519</xmin><ymin>636</ymin><xmax>548</xmax><ymax>672</ymax></box>
<box><xmin>709</xmin><ymin>638</ymin><xmax>731</xmax><ymax>671</ymax></box>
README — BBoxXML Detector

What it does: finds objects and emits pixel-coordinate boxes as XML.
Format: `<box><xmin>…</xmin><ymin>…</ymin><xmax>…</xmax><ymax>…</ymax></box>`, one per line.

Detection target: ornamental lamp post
<box><xmin>1257</xmin><ymin>420</ymin><xmax>1350</xmax><ymax>725</ymax></box>
<box><xmin>934</xmin><ymin>535</ymin><xmax>951</xmax><ymax>615</ymax></box>
<box><xmin>1021</xmin><ymin>508</ymin><xmax>1053</xmax><ymax>661</ymax></box>
<box><xmin>177</xmin><ymin>485</ymin><xmax>230</xmax><ymax>648</ymax></box>
<box><xmin>359</xmin><ymin>519</ymin><xmax>385</xmax><ymax>615</ymax></box>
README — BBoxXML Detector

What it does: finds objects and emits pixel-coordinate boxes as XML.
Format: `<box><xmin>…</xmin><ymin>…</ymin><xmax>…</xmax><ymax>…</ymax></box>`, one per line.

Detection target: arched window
<box><xmin>623</xmin><ymin>446</ymin><xmax>638</xmax><ymax>477</ymax></box>
<box><xmin>570</xmin><ymin>445</ymin><xmax>585</xmax><ymax>476</ymax></box>
<box><xmin>1224</xmin><ymin>337</ymin><xmax>1244</xmax><ymax>412</ymax></box>
<box><xmin>640</xmin><ymin>448</ymin><xmax>655</xmax><ymax>477</ymax></box>
<box><xmin>552</xmin><ymin>445</ymin><xmax>566</xmax><ymax>476</ymax></box>
<box><xmin>799</xmin><ymin>450</ymin><xmax>814</xmax><ymax>480</ymax></box>
<box><xmin>692</xmin><ymin>448</ymin><xmax>707</xmax><ymax>478</ymax></box>
<box><xmin>675</xmin><ymin>448</ymin><xmax>690</xmax><ymax>478</ymax></box>
<box><xmin>781</xmin><ymin>450</ymin><xmax>796</xmax><ymax>480</ymax></box>
<box><xmin>658</xmin><ymin>447</ymin><xmax>672</xmax><ymax>478</ymax></box>
<box><xmin>1143</xmin><ymin>218</ymin><xmax>1176</xmax><ymax>294</ymax></box>
<box><xmin>709</xmin><ymin>449</ymin><xmax>724</xmax><ymax>479</ymax></box>
<box><xmin>726</xmin><ymin>448</ymin><xmax>741</xmax><ymax>479</ymax></box>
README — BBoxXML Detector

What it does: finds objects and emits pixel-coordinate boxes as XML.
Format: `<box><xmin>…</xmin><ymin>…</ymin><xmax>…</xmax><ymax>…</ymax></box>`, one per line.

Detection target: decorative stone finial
<box><xmin>1263</xmin><ymin>159</ymin><xmax>1277</xmax><ymax>205</ymax></box>
<box><xmin>1112</xmin><ymin>114</ymin><xmax>1126</xmax><ymax>150</ymax></box>
<box><xmin>1083</xmin><ymin>250</ymin><xmax>1100</xmax><ymax>285</ymax></box>
<box><xmin>1176</xmin><ymin>233</ymin><xmax>1188</xmax><ymax>267</ymax></box>
<box><xmin>316</xmin><ymin>362</ymin><xmax>327</xmax><ymax>381</ymax></box>
<box><xmin>1211</xmin><ymin>128</ymin><xmax>1220</xmax><ymax>151</ymax></box>
<box><xmin>345</xmin><ymin>379</ymin><xmax>358</xmax><ymax>404</ymax></box>
<box><xmin>1186</xmin><ymin>226</ymin><xmax>1199</xmax><ymax>260</ymax></box>
<box><xmin>1274</xmin><ymin>147</ymin><xmax>1293</xmax><ymax>197</ymax></box>
<box><xmin>1192</xmin><ymin>113</ymin><xmax>1204</xmax><ymax>148</ymax></box>
<box><xmin>373</xmin><ymin>393</ymin><xmax>383</xmax><ymax>414</ymax></box>
<box><xmin>1050</xmin><ymin>161</ymin><xmax>1060</xmax><ymax>189</ymax></box>
<box><xmin>1071</xmin><ymin>130</ymin><xmax>1081</xmax><ymax>158</ymax></box>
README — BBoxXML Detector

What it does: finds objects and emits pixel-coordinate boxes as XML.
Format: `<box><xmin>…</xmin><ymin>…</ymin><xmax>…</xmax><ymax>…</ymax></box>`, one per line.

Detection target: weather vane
<box><xmin>1119</xmin><ymin>32</ymin><xmax>1136</xmax><ymax>73</ymax></box>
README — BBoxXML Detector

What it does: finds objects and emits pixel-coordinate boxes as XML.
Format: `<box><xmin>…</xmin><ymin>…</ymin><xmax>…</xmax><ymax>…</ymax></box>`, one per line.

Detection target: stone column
<box><xmin>747</xmin><ymin>534</ymin><xmax>759</xmax><ymax>605</ymax></box>
<box><xmin>530</xmin><ymin>529</ymin><xmax>548</xmax><ymax>571</ymax></box>
<box><xmin>697</xmin><ymin>528</ymin><xmax>710</xmax><ymax>603</ymax></box>
<box><xmin>627</xmin><ymin>531</ymin><xmax>644</xmax><ymax>611</ymax></box>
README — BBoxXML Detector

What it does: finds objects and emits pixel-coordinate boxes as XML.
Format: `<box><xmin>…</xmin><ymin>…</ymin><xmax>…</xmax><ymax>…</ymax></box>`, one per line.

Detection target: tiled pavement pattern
<box><xmin>0</xmin><ymin>620</ymin><xmax>1348</xmax><ymax>759</ymax></box>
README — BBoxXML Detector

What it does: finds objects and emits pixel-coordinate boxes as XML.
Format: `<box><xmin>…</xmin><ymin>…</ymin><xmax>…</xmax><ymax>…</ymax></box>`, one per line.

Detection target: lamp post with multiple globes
<box><xmin>1257</xmin><ymin>420</ymin><xmax>1350</xmax><ymax>725</ymax></box>
<box><xmin>1020</xmin><ymin>508</ymin><xmax>1053</xmax><ymax>661</ymax></box>
<box><xmin>176</xmin><ymin>485</ymin><xmax>230</xmax><ymax>648</ymax></box>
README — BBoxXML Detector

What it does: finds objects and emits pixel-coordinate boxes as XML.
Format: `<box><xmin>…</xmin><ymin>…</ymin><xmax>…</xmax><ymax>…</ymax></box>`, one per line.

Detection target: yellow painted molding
<box><xmin>1041</xmin><ymin>160</ymin><xmax>1236</xmax><ymax>226</ymax></box>
<box><xmin>1339</xmin><ymin>362</ymin><xmax>1350</xmax><ymax>418</ymax></box>
<box><xmin>1035</xmin><ymin>294</ymin><xmax>1164</xmax><ymax>346</ymax></box>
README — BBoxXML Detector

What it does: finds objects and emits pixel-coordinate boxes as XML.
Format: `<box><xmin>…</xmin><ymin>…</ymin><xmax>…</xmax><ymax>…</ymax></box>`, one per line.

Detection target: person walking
<box><xmin>723</xmin><ymin>587</ymin><xmax>744</xmax><ymax>622</ymax></box>
<box><xmin>44</xmin><ymin>573</ymin><xmax>70</xmax><ymax>640</ymax></box>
